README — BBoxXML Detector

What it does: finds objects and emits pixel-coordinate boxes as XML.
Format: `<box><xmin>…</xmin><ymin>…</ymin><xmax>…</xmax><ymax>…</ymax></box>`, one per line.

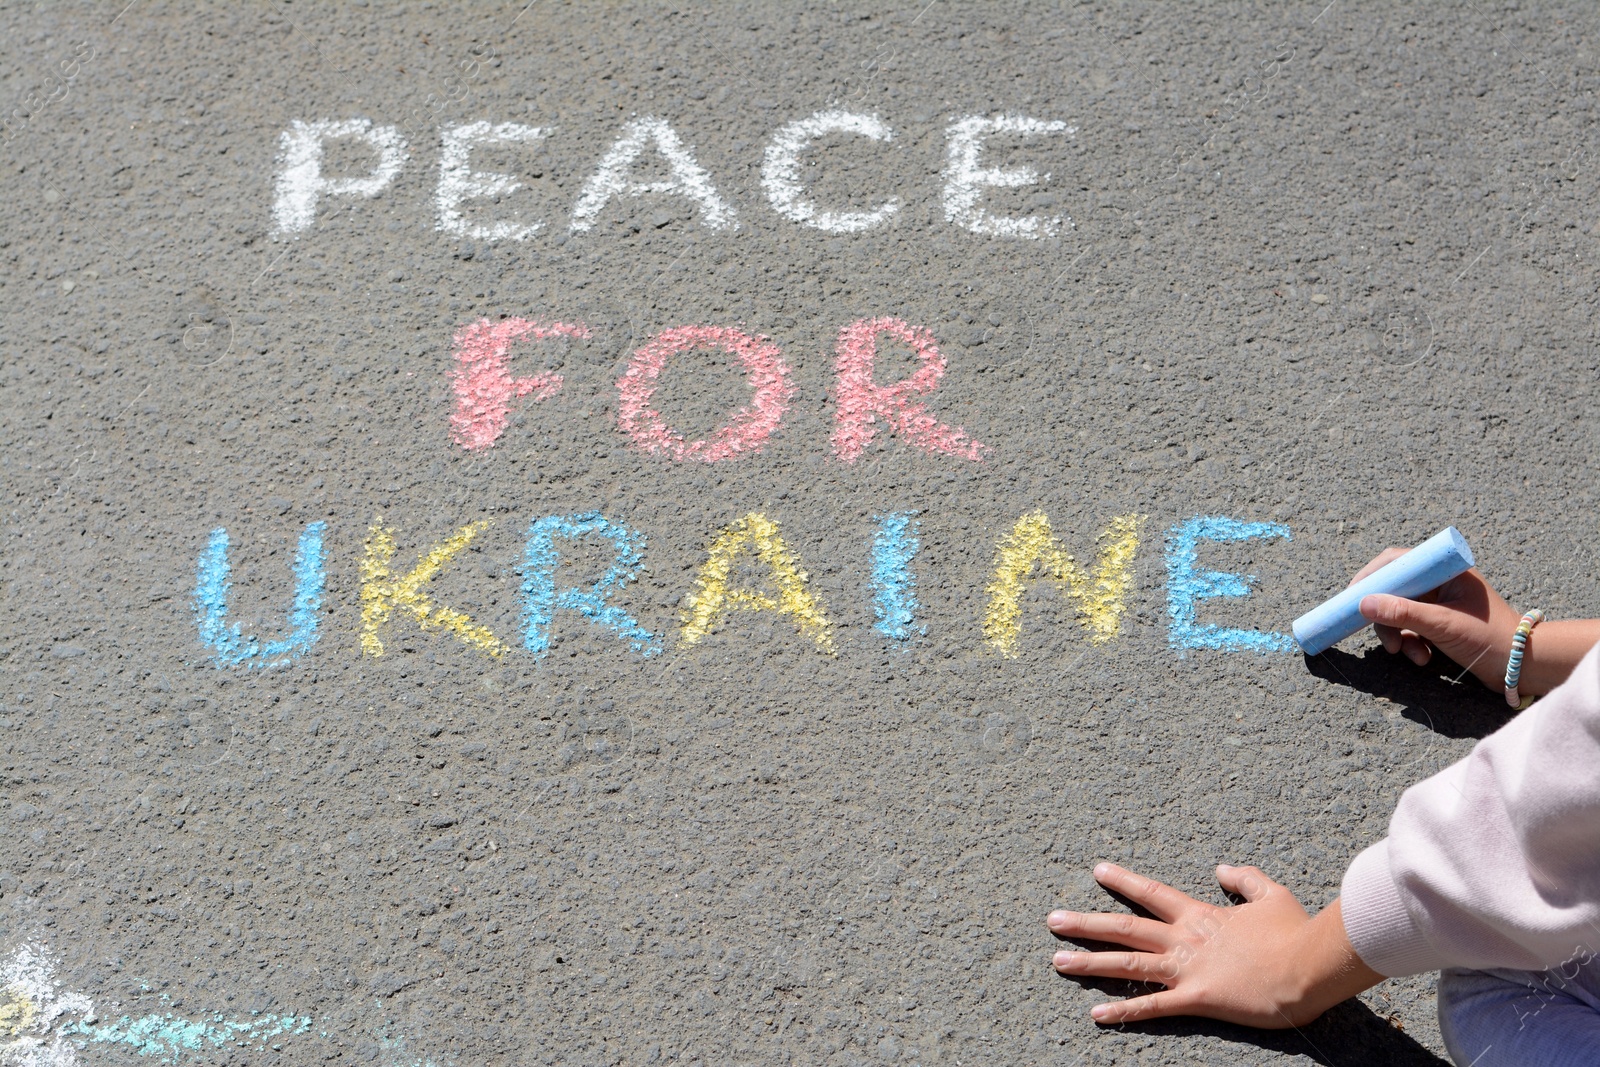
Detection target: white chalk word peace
<box><xmin>270</xmin><ymin>111</ymin><xmax>1076</xmax><ymax>240</ymax></box>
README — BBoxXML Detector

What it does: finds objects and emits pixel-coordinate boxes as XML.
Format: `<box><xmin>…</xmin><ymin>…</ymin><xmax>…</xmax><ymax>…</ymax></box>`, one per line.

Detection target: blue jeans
<box><xmin>1438</xmin><ymin>956</ymin><xmax>1600</xmax><ymax>1066</ymax></box>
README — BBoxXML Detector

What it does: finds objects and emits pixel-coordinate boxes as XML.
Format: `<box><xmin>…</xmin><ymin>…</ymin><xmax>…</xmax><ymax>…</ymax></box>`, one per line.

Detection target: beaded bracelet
<box><xmin>1504</xmin><ymin>608</ymin><xmax>1546</xmax><ymax>708</ymax></box>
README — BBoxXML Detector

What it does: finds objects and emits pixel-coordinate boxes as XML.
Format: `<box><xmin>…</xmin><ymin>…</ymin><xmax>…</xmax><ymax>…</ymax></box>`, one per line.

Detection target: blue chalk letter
<box><xmin>870</xmin><ymin>511</ymin><xmax>924</xmax><ymax>643</ymax></box>
<box><xmin>194</xmin><ymin>522</ymin><xmax>327</xmax><ymax>668</ymax></box>
<box><xmin>522</xmin><ymin>512</ymin><xmax>661</xmax><ymax>658</ymax></box>
<box><xmin>1165</xmin><ymin>516</ymin><xmax>1295</xmax><ymax>654</ymax></box>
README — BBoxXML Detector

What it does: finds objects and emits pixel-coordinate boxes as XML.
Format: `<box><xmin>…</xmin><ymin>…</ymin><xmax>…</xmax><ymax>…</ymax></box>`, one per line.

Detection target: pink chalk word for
<box><xmin>450</xmin><ymin>317</ymin><xmax>587</xmax><ymax>450</ymax></box>
<box><xmin>450</xmin><ymin>316</ymin><xmax>987</xmax><ymax>462</ymax></box>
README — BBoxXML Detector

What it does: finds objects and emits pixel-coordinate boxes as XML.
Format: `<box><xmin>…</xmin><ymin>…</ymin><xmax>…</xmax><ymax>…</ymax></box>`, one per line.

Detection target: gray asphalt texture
<box><xmin>4</xmin><ymin>2</ymin><xmax>1600</xmax><ymax>1064</ymax></box>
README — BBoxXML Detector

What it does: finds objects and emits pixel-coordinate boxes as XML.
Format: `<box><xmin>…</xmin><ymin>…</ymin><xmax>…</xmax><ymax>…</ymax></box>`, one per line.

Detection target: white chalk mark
<box><xmin>910</xmin><ymin>0</ymin><xmax>937</xmax><ymax>24</ymax></box>
<box><xmin>110</xmin><ymin>0</ymin><xmax>140</xmax><ymax>24</ymax></box>
<box><xmin>507</xmin><ymin>0</ymin><xmax>540</xmax><ymax>32</ymax></box>
<box><xmin>1051</xmin><ymin>244</ymin><xmax>1093</xmax><ymax>283</ymax></box>
<box><xmin>1462</xmin><ymin>0</ymin><xmax>1535</xmax><ymax>68</ymax></box>
<box><xmin>1455</xmin><ymin>245</ymin><xmax>1491</xmax><ymax>283</ymax></box>
<box><xmin>271</xmin><ymin>118</ymin><xmax>409</xmax><ymax>237</ymax></box>
<box><xmin>570</xmin><ymin>116</ymin><xmax>737</xmax><ymax>233</ymax></box>
<box><xmin>251</xmin><ymin>244</ymin><xmax>292</xmax><ymax>288</ymax></box>
<box><xmin>0</xmin><ymin>943</ymin><xmax>94</xmax><ymax>1067</ymax></box>
<box><xmin>1311</xmin><ymin>0</ymin><xmax>1339</xmax><ymax>25</ymax></box>
<box><xmin>437</xmin><ymin>121</ymin><xmax>550</xmax><ymax>240</ymax></box>
<box><xmin>659</xmin><ymin>241</ymin><xmax>695</xmax><ymax>278</ymax></box>
<box><xmin>636</xmin><ymin>240</ymin><xmax>699</xmax><ymax>314</ymax></box>
<box><xmin>761</xmin><ymin>110</ymin><xmax>900</xmax><ymax>233</ymax></box>
<box><xmin>1448</xmin><ymin>644</ymin><xmax>1494</xmax><ymax>686</ymax></box>
<box><xmin>108</xmin><ymin>382</ymin><xmax>150</xmax><ymax>425</ymax></box>
<box><xmin>943</xmin><ymin>114</ymin><xmax>1074</xmax><ymax>239</ymax></box>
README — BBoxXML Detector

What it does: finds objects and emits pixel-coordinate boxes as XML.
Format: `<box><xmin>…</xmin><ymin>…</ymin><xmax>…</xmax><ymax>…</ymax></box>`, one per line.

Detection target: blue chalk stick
<box><xmin>1292</xmin><ymin>527</ymin><xmax>1474</xmax><ymax>655</ymax></box>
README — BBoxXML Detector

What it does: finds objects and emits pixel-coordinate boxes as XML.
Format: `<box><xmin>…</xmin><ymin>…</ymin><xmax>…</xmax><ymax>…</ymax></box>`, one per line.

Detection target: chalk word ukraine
<box><xmin>194</xmin><ymin>512</ymin><xmax>1297</xmax><ymax>670</ymax></box>
<box><xmin>271</xmin><ymin>111</ymin><xmax>1074</xmax><ymax>239</ymax></box>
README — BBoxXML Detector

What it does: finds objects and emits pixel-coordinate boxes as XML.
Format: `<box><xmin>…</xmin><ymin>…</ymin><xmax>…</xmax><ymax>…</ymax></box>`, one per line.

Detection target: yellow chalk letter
<box><xmin>680</xmin><ymin>512</ymin><xmax>834</xmax><ymax>653</ymax></box>
<box><xmin>983</xmin><ymin>511</ymin><xmax>1143</xmax><ymax>657</ymax></box>
<box><xmin>360</xmin><ymin>517</ymin><xmax>509</xmax><ymax>658</ymax></box>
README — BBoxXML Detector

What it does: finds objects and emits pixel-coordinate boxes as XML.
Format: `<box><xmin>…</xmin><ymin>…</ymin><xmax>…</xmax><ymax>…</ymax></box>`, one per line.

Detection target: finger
<box><xmin>1215</xmin><ymin>864</ymin><xmax>1283</xmax><ymax>903</ymax></box>
<box><xmin>1376</xmin><ymin>625</ymin><xmax>1433</xmax><ymax>663</ymax></box>
<box><xmin>1092</xmin><ymin>863</ymin><xmax>1198</xmax><ymax>923</ymax></box>
<box><xmin>1091</xmin><ymin>990</ymin><xmax>1186</xmax><ymax>1025</ymax></box>
<box><xmin>1348</xmin><ymin>547</ymin><xmax>1409</xmax><ymax>586</ymax></box>
<box><xmin>1374</xmin><ymin>621</ymin><xmax>1404</xmax><ymax>654</ymax></box>
<box><xmin>1047</xmin><ymin>909</ymin><xmax>1171</xmax><ymax>953</ymax></box>
<box><xmin>1400</xmin><ymin>632</ymin><xmax>1433</xmax><ymax>666</ymax></box>
<box><xmin>1360</xmin><ymin>594</ymin><xmax>1455</xmax><ymax>644</ymax></box>
<box><xmin>1052</xmin><ymin>948</ymin><xmax>1167</xmax><ymax>984</ymax></box>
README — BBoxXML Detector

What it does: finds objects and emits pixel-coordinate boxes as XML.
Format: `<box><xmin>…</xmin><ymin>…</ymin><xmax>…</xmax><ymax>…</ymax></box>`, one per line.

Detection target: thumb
<box><xmin>1216</xmin><ymin>864</ymin><xmax>1281</xmax><ymax>903</ymax></box>
<box><xmin>1359</xmin><ymin>593</ymin><xmax>1454</xmax><ymax>638</ymax></box>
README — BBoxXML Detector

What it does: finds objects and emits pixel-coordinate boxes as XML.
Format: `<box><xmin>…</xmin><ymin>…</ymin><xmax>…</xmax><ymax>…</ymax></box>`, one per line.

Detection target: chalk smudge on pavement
<box><xmin>1</xmin><ymin>943</ymin><xmax>93</xmax><ymax>1066</ymax></box>
<box><xmin>66</xmin><ymin>1012</ymin><xmax>312</xmax><ymax>1064</ymax></box>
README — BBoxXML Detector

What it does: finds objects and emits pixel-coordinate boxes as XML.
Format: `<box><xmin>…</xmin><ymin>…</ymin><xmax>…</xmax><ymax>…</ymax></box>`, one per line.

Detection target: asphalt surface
<box><xmin>3</xmin><ymin>2</ymin><xmax>1600</xmax><ymax>1064</ymax></box>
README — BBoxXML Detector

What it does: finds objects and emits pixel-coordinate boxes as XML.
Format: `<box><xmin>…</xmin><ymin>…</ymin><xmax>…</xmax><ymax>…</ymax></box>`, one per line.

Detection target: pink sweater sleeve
<box><xmin>1341</xmin><ymin>639</ymin><xmax>1600</xmax><ymax>977</ymax></box>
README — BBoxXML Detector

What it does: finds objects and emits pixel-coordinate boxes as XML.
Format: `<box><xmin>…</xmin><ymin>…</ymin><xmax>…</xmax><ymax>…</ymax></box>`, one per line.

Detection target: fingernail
<box><xmin>1047</xmin><ymin>909</ymin><xmax>1071</xmax><ymax>926</ymax></box>
<box><xmin>1093</xmin><ymin>862</ymin><xmax>1113</xmax><ymax>879</ymax></box>
<box><xmin>1090</xmin><ymin>1004</ymin><xmax>1112</xmax><ymax>1021</ymax></box>
<box><xmin>1217</xmin><ymin>863</ymin><xmax>1234</xmax><ymax>872</ymax></box>
<box><xmin>1053</xmin><ymin>951</ymin><xmax>1074</xmax><ymax>968</ymax></box>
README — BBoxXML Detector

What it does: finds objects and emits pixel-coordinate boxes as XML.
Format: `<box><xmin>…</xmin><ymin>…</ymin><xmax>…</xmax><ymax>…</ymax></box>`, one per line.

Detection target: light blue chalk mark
<box><xmin>1166</xmin><ymin>515</ymin><xmax>1297</xmax><ymax>654</ymax></box>
<box><xmin>67</xmin><ymin>1011</ymin><xmax>312</xmax><ymax>1063</ymax></box>
<box><xmin>522</xmin><ymin>512</ymin><xmax>661</xmax><ymax>658</ymax></box>
<box><xmin>194</xmin><ymin>521</ymin><xmax>327</xmax><ymax>668</ymax></box>
<box><xmin>870</xmin><ymin>511</ymin><xmax>924</xmax><ymax>643</ymax></box>
<box><xmin>379</xmin><ymin>1033</ymin><xmax>452</xmax><ymax>1067</ymax></box>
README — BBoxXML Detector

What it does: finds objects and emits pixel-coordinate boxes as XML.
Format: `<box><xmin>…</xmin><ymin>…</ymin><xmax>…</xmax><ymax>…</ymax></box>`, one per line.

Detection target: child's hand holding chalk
<box><xmin>1346</xmin><ymin>544</ymin><xmax>1600</xmax><ymax>698</ymax></box>
<box><xmin>1349</xmin><ymin>548</ymin><xmax>1521</xmax><ymax>691</ymax></box>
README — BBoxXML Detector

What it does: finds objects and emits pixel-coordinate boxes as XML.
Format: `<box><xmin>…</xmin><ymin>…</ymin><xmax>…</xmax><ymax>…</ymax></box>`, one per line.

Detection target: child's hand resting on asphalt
<box><xmin>1047</xmin><ymin>863</ymin><xmax>1381</xmax><ymax>1027</ymax></box>
<box><xmin>1353</xmin><ymin>548</ymin><xmax>1600</xmax><ymax>696</ymax></box>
